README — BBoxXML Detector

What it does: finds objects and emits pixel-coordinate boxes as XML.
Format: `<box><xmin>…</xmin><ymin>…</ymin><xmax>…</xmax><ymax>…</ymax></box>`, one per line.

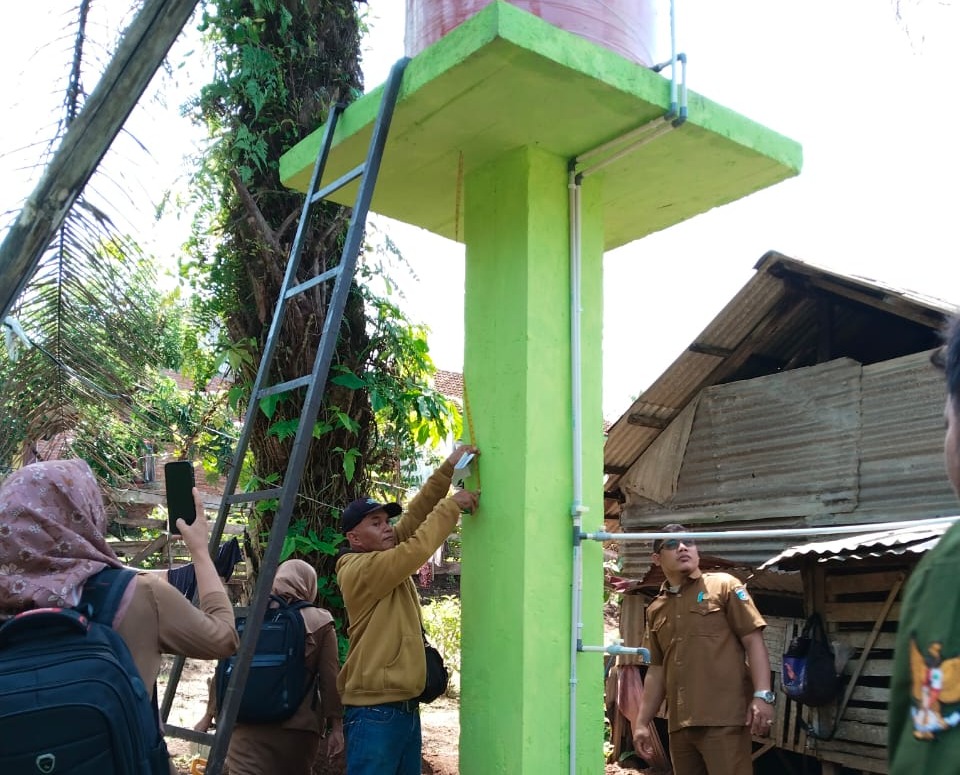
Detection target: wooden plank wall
<box><xmin>787</xmin><ymin>567</ymin><xmax>907</xmax><ymax>774</ymax></box>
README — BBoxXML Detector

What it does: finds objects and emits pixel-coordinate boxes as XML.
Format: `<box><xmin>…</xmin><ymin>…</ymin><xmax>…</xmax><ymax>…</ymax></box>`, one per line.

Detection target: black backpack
<box><xmin>781</xmin><ymin>612</ymin><xmax>842</xmax><ymax>707</ymax></box>
<box><xmin>0</xmin><ymin>567</ymin><xmax>170</xmax><ymax>774</ymax></box>
<box><xmin>215</xmin><ymin>594</ymin><xmax>316</xmax><ymax>724</ymax></box>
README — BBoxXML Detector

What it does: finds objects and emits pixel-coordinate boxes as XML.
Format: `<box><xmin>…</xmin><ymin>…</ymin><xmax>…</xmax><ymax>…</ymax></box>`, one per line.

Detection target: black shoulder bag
<box><xmin>416</xmin><ymin>630</ymin><xmax>448</xmax><ymax>704</ymax></box>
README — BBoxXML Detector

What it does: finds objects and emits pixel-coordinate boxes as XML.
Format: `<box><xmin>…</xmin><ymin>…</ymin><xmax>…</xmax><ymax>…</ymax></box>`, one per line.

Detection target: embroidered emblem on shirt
<box><xmin>697</xmin><ymin>591</ymin><xmax>705</xmax><ymax>603</ymax></box>
<box><xmin>910</xmin><ymin>639</ymin><xmax>960</xmax><ymax>740</ymax></box>
<box><xmin>734</xmin><ymin>587</ymin><xmax>749</xmax><ymax>602</ymax></box>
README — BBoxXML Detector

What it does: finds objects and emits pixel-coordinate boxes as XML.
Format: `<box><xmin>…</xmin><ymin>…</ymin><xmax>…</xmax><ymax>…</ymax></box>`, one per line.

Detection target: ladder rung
<box><xmin>258</xmin><ymin>375</ymin><xmax>312</xmax><ymax>397</ymax></box>
<box><xmin>285</xmin><ymin>265</ymin><xmax>341</xmax><ymax>300</ymax></box>
<box><xmin>228</xmin><ymin>489</ymin><xmax>283</xmax><ymax>504</ymax></box>
<box><xmin>310</xmin><ymin>162</ymin><xmax>366</xmax><ymax>203</ymax></box>
<box><xmin>163</xmin><ymin>724</ymin><xmax>215</xmax><ymax>746</ymax></box>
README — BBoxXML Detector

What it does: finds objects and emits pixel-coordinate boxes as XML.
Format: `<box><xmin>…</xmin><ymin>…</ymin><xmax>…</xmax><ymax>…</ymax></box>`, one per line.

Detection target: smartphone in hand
<box><xmin>165</xmin><ymin>461</ymin><xmax>197</xmax><ymax>534</ymax></box>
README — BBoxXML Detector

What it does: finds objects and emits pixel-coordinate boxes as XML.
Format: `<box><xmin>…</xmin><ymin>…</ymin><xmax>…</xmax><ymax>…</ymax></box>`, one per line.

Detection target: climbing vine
<box><xmin>183</xmin><ymin>0</ymin><xmax>459</xmax><ymax>620</ymax></box>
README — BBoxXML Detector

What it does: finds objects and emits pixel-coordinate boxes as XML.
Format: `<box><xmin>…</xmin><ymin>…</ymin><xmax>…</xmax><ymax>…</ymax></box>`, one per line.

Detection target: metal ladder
<box><xmin>159</xmin><ymin>57</ymin><xmax>410</xmax><ymax>775</ymax></box>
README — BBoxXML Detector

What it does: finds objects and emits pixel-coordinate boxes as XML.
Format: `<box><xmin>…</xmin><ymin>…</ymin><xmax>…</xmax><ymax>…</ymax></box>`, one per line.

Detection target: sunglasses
<box><xmin>658</xmin><ymin>538</ymin><xmax>695</xmax><ymax>551</ymax></box>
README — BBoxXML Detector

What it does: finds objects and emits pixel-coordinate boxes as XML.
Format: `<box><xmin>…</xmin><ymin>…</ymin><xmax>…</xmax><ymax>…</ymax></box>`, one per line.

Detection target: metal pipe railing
<box><xmin>581</xmin><ymin>514</ymin><xmax>960</xmax><ymax>544</ymax></box>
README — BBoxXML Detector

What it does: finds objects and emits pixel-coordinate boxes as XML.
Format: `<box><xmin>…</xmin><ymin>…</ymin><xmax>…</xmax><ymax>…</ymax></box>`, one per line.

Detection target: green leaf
<box><xmin>334</xmin><ymin>446</ymin><xmax>360</xmax><ymax>483</ymax></box>
<box><xmin>331</xmin><ymin>372</ymin><xmax>365</xmax><ymax>389</ymax></box>
<box><xmin>279</xmin><ymin>535</ymin><xmax>296</xmax><ymax>561</ymax></box>
<box><xmin>312</xmin><ymin>419</ymin><xmax>333</xmax><ymax>438</ymax></box>
<box><xmin>259</xmin><ymin>393</ymin><xmax>280</xmax><ymax>420</ymax></box>
<box><xmin>335</xmin><ymin>411</ymin><xmax>360</xmax><ymax>434</ymax></box>
<box><xmin>267</xmin><ymin>418</ymin><xmax>299</xmax><ymax>441</ymax></box>
<box><xmin>227</xmin><ymin>384</ymin><xmax>246</xmax><ymax>412</ymax></box>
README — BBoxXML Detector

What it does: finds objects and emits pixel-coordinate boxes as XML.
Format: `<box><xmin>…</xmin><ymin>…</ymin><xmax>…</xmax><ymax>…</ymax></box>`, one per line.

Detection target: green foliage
<box><xmin>422</xmin><ymin>595</ymin><xmax>462</xmax><ymax>695</ymax></box>
<box><xmin>280</xmin><ymin>518</ymin><xmax>342</xmax><ymax>563</ymax></box>
<box><xmin>0</xmin><ymin>228</ymin><xmax>237</xmax><ymax>486</ymax></box>
<box><xmin>338</xmin><ymin>263</ymin><xmax>463</xmax><ymax>497</ymax></box>
<box><xmin>181</xmin><ymin>2</ymin><xmax>464</xmax><ymax>645</ymax></box>
<box><xmin>603</xmin><ymin>715</ymin><xmax>614</xmax><ymax>761</ymax></box>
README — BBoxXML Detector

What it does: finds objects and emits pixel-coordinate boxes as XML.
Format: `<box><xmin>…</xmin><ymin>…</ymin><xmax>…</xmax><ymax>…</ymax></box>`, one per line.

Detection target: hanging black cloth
<box><xmin>166</xmin><ymin>537</ymin><xmax>243</xmax><ymax>598</ymax></box>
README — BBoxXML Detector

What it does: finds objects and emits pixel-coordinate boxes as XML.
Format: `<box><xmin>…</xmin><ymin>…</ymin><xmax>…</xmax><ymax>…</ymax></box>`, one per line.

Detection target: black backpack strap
<box><xmin>283</xmin><ymin>598</ymin><xmax>320</xmax><ymax>709</ymax></box>
<box><xmin>80</xmin><ymin>567</ymin><xmax>138</xmax><ymax>625</ymax></box>
<box><xmin>267</xmin><ymin>593</ymin><xmax>314</xmax><ymax>612</ymax></box>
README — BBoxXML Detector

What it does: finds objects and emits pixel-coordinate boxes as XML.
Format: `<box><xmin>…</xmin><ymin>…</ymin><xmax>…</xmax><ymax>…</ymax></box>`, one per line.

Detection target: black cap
<box><xmin>341</xmin><ymin>497</ymin><xmax>402</xmax><ymax>532</ymax></box>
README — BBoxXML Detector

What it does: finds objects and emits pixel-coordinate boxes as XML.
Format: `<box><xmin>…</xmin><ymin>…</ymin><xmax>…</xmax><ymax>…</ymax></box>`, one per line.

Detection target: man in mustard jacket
<box><xmin>336</xmin><ymin>444</ymin><xmax>480</xmax><ymax>774</ymax></box>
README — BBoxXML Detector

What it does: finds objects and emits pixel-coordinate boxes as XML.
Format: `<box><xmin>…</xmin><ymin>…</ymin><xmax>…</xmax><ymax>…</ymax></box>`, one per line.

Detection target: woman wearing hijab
<box><xmin>224</xmin><ymin>558</ymin><xmax>345</xmax><ymax>773</ymax></box>
<box><xmin>0</xmin><ymin>458</ymin><xmax>239</xmax><ymax>774</ymax></box>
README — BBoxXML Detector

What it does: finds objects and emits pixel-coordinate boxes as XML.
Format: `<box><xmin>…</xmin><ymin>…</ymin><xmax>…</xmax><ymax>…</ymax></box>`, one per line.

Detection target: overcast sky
<box><xmin>4</xmin><ymin>1</ymin><xmax>959</xmax><ymax>421</ymax></box>
<box><xmin>360</xmin><ymin>1</ymin><xmax>960</xmax><ymax>419</ymax></box>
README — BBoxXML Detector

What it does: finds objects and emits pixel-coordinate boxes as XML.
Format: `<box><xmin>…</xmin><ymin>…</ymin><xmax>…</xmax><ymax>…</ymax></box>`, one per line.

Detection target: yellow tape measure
<box><xmin>461</xmin><ymin>378</ymin><xmax>480</xmax><ymax>489</ymax></box>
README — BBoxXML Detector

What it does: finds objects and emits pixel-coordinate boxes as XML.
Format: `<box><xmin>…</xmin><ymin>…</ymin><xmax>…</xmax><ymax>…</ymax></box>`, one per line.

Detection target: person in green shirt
<box><xmin>889</xmin><ymin>315</ymin><xmax>960</xmax><ymax>773</ymax></box>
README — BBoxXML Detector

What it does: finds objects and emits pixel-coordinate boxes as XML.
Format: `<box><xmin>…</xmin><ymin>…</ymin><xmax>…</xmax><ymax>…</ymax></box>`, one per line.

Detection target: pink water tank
<box><xmin>404</xmin><ymin>1</ymin><xmax>657</xmax><ymax>67</ymax></box>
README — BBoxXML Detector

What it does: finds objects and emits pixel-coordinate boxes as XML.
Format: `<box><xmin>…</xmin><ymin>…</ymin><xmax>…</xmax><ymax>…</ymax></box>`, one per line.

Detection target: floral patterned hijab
<box><xmin>0</xmin><ymin>459</ymin><xmax>122</xmax><ymax>613</ymax></box>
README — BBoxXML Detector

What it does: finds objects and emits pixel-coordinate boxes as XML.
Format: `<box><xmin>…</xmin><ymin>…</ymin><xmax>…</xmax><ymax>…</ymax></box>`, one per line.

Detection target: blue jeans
<box><xmin>344</xmin><ymin>703</ymin><xmax>422</xmax><ymax>775</ymax></box>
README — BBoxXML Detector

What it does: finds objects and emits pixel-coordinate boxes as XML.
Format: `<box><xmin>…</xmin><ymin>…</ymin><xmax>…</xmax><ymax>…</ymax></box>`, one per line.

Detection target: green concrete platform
<box><xmin>279</xmin><ymin>1</ymin><xmax>802</xmax><ymax>251</ymax></box>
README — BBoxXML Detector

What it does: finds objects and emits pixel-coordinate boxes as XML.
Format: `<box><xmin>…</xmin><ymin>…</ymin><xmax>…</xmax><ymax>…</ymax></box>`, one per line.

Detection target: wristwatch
<box><xmin>753</xmin><ymin>690</ymin><xmax>776</xmax><ymax>704</ymax></box>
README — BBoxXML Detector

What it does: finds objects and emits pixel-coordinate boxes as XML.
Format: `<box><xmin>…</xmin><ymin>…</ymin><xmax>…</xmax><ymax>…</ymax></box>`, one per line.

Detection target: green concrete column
<box><xmin>459</xmin><ymin>145</ymin><xmax>606</xmax><ymax>774</ymax></box>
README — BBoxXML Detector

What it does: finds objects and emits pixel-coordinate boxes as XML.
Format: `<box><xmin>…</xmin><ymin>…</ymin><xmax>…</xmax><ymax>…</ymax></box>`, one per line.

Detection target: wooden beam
<box><xmin>626</xmin><ymin>412</ymin><xmax>671</xmax><ymax>429</ymax></box>
<box><xmin>0</xmin><ymin>0</ymin><xmax>200</xmax><ymax>320</ymax></box>
<box><xmin>768</xmin><ymin>260</ymin><xmax>949</xmax><ymax>330</ymax></box>
<box><xmin>113</xmin><ymin>515</ymin><xmax>244</xmax><ymax>535</ymax></box>
<box><xmin>129</xmin><ymin>534</ymin><xmax>170</xmax><ymax>566</ymax></box>
<box><xmin>816</xmin><ymin>294</ymin><xmax>834</xmax><ymax>363</ymax></box>
<box><xmin>109</xmin><ymin>487</ymin><xmax>223</xmax><ymax>510</ymax></box>
<box><xmin>688</xmin><ymin>342</ymin><xmax>734</xmax><ymax>358</ymax></box>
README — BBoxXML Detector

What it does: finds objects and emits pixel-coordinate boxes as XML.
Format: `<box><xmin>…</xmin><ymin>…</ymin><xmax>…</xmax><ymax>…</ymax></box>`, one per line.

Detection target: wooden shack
<box><xmin>751</xmin><ymin>524</ymin><xmax>949</xmax><ymax>773</ymax></box>
<box><xmin>603</xmin><ymin>252</ymin><xmax>959</xmax><ymax>772</ymax></box>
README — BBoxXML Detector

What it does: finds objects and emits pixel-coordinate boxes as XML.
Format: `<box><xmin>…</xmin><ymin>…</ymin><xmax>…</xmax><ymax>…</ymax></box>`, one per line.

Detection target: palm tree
<box><xmin>0</xmin><ymin>0</ymin><xmax>207</xmax><ymax>485</ymax></box>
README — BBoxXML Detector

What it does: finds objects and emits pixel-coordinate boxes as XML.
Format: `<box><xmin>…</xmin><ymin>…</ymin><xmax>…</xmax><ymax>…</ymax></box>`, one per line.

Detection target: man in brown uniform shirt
<box><xmin>636</xmin><ymin>524</ymin><xmax>774</xmax><ymax>775</ymax></box>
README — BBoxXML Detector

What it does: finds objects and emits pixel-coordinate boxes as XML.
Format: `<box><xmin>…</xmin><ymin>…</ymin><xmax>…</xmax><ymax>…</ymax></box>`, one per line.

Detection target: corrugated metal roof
<box><xmin>604</xmin><ymin>252</ymin><xmax>958</xmax><ymax>517</ymax></box>
<box><xmin>759</xmin><ymin>521</ymin><xmax>957</xmax><ymax>571</ymax></box>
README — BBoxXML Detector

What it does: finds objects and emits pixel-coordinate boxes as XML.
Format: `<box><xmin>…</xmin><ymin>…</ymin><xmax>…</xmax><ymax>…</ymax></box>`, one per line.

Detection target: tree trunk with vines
<box><xmin>197</xmin><ymin>0</ymin><xmax>371</xmax><ymax>608</ymax></box>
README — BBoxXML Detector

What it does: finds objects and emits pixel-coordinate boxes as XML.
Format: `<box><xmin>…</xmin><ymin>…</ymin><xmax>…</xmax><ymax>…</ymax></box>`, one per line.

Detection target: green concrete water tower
<box><xmin>280</xmin><ymin>2</ymin><xmax>801</xmax><ymax>772</ymax></box>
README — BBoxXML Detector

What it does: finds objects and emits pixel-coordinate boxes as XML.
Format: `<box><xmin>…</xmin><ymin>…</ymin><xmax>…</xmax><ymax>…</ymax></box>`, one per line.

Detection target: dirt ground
<box><xmin>159</xmin><ymin>583</ymin><xmax>634</xmax><ymax>774</ymax></box>
<box><xmin>161</xmin><ymin>660</ymin><xmax>641</xmax><ymax>775</ymax></box>
<box><xmin>159</xmin><ymin>657</ymin><xmax>462</xmax><ymax>775</ymax></box>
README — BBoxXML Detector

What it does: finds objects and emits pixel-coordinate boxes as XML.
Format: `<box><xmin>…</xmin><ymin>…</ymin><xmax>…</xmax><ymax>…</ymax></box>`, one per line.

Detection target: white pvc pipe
<box><xmin>669</xmin><ymin>0</ymin><xmax>678</xmax><ymax>116</ymax></box>
<box><xmin>581</xmin><ymin>514</ymin><xmax>960</xmax><ymax>543</ymax></box>
<box><xmin>575</xmin><ymin>119</ymin><xmax>666</xmax><ymax>167</ymax></box>
<box><xmin>580</xmin><ymin>644</ymin><xmax>649</xmax><ymax>659</ymax></box>
<box><xmin>567</xmin><ymin>167</ymin><xmax>585</xmax><ymax>775</ymax></box>
<box><xmin>577</xmin><ymin>121</ymin><xmax>675</xmax><ymax>178</ymax></box>
<box><xmin>567</xmin><ymin>4</ymin><xmax>686</xmax><ymax>769</ymax></box>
